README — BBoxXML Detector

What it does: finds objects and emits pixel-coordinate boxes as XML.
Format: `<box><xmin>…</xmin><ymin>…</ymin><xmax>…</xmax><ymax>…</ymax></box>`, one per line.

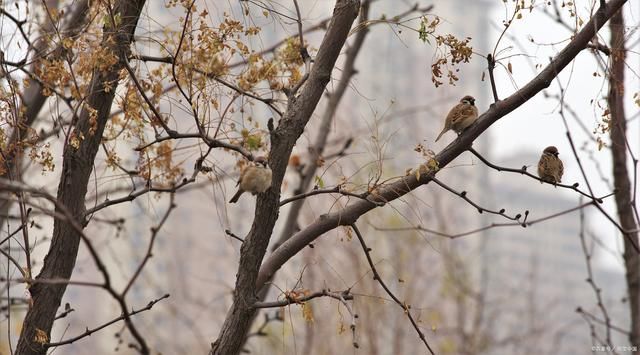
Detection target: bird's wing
<box><xmin>448</xmin><ymin>103</ymin><xmax>475</xmax><ymax>124</ymax></box>
<box><xmin>558</xmin><ymin>158</ymin><xmax>564</xmax><ymax>182</ymax></box>
<box><xmin>445</xmin><ymin>103</ymin><xmax>464</xmax><ymax>125</ymax></box>
<box><xmin>537</xmin><ymin>156</ymin><xmax>545</xmax><ymax>177</ymax></box>
<box><xmin>236</xmin><ymin>168</ymin><xmax>247</xmax><ymax>186</ymax></box>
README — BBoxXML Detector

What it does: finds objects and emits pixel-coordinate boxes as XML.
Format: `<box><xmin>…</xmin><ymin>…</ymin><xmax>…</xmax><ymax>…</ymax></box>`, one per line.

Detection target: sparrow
<box><xmin>229</xmin><ymin>156</ymin><xmax>272</xmax><ymax>203</ymax></box>
<box><xmin>435</xmin><ymin>95</ymin><xmax>479</xmax><ymax>142</ymax></box>
<box><xmin>537</xmin><ymin>146</ymin><xmax>563</xmax><ymax>184</ymax></box>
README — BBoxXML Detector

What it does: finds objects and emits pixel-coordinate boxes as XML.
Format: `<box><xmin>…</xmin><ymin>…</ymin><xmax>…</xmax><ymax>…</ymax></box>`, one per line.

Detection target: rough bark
<box><xmin>256</xmin><ymin>0</ymin><xmax>629</xmax><ymax>289</ymax></box>
<box><xmin>15</xmin><ymin>2</ymin><xmax>147</xmax><ymax>354</ymax></box>
<box><xmin>607</xmin><ymin>8</ymin><xmax>640</xmax><ymax>348</ymax></box>
<box><xmin>209</xmin><ymin>1</ymin><xmax>361</xmax><ymax>354</ymax></box>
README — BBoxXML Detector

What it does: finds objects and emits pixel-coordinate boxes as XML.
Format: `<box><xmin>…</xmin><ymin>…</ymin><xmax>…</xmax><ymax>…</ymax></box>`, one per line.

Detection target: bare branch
<box><xmin>279</xmin><ymin>185</ymin><xmax>380</xmax><ymax>206</ymax></box>
<box><xmin>123</xmin><ymin>194</ymin><xmax>176</xmax><ymax>295</ymax></box>
<box><xmin>45</xmin><ymin>294</ymin><xmax>170</xmax><ymax>348</ymax></box>
<box><xmin>371</xmin><ymin>196</ymin><xmax>612</xmax><ymax>239</ymax></box>
<box><xmin>253</xmin><ymin>289</ymin><xmax>353</xmax><ymax>308</ymax></box>
<box><xmin>467</xmin><ymin>147</ymin><xmax>600</xmax><ymax>201</ymax></box>
<box><xmin>578</xmin><ymin>200</ymin><xmax>615</xmax><ymax>347</ymax></box>
<box><xmin>431</xmin><ymin>175</ymin><xmax>525</xmax><ymax>222</ymax></box>
<box><xmin>351</xmin><ymin>223</ymin><xmax>435</xmax><ymax>354</ymax></box>
<box><xmin>486</xmin><ymin>54</ymin><xmax>499</xmax><ymax>102</ymax></box>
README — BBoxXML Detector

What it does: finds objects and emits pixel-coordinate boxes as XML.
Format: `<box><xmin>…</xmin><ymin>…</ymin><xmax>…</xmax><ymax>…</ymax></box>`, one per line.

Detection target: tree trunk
<box><xmin>15</xmin><ymin>2</ymin><xmax>147</xmax><ymax>354</ymax></box>
<box><xmin>607</xmin><ymin>7</ymin><xmax>640</xmax><ymax>348</ymax></box>
<box><xmin>0</xmin><ymin>0</ymin><xmax>90</xmax><ymax>227</ymax></box>
<box><xmin>209</xmin><ymin>1</ymin><xmax>361</xmax><ymax>354</ymax></box>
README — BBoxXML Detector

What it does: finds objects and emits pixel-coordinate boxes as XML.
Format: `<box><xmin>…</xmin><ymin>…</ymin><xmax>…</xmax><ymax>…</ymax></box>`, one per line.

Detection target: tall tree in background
<box><xmin>607</xmin><ymin>7</ymin><xmax>640</xmax><ymax>348</ymax></box>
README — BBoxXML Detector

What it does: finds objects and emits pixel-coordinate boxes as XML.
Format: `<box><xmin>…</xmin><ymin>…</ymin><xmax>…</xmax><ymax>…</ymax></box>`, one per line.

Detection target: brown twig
<box><xmin>46</xmin><ymin>294</ymin><xmax>170</xmax><ymax>348</ymax></box>
<box><xmin>468</xmin><ymin>147</ymin><xmax>601</xmax><ymax>201</ymax></box>
<box><xmin>279</xmin><ymin>185</ymin><xmax>380</xmax><ymax>206</ymax></box>
<box><xmin>225</xmin><ymin>229</ymin><xmax>245</xmax><ymax>243</ymax></box>
<box><xmin>253</xmin><ymin>289</ymin><xmax>353</xmax><ymax>308</ymax></box>
<box><xmin>351</xmin><ymin>223</ymin><xmax>434</xmax><ymax>354</ymax></box>
<box><xmin>487</xmin><ymin>54</ymin><xmax>500</xmax><ymax>102</ymax></box>
<box><xmin>430</xmin><ymin>175</ymin><xmax>525</xmax><ymax>222</ymax></box>
<box><xmin>370</xmin><ymin>194</ymin><xmax>614</xmax><ymax>239</ymax></box>
<box><xmin>123</xmin><ymin>194</ymin><xmax>176</xmax><ymax>295</ymax></box>
<box><xmin>554</xmin><ymin>77</ymin><xmax>639</xmax><ymax>252</ymax></box>
<box><xmin>578</xmin><ymin>199</ymin><xmax>615</xmax><ymax>347</ymax></box>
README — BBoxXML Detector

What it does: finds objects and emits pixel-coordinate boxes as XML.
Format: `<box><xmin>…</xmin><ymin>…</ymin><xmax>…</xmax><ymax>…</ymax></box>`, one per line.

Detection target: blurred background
<box><xmin>1</xmin><ymin>0</ymin><xmax>638</xmax><ymax>354</ymax></box>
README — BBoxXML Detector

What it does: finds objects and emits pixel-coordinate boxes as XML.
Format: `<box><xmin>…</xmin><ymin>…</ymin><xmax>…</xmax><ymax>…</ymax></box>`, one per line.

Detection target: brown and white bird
<box><xmin>537</xmin><ymin>146</ymin><xmax>563</xmax><ymax>184</ymax></box>
<box><xmin>229</xmin><ymin>156</ymin><xmax>272</xmax><ymax>203</ymax></box>
<box><xmin>435</xmin><ymin>95</ymin><xmax>479</xmax><ymax>142</ymax></box>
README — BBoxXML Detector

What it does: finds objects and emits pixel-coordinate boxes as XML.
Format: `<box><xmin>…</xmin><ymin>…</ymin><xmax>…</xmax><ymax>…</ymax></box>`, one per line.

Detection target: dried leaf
<box><xmin>34</xmin><ymin>329</ymin><xmax>49</xmax><ymax>344</ymax></box>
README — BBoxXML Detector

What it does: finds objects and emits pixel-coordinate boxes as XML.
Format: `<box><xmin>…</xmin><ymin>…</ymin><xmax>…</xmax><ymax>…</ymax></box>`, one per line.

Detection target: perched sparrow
<box><xmin>229</xmin><ymin>156</ymin><xmax>272</xmax><ymax>203</ymax></box>
<box><xmin>435</xmin><ymin>95</ymin><xmax>479</xmax><ymax>142</ymax></box>
<box><xmin>537</xmin><ymin>146</ymin><xmax>563</xmax><ymax>184</ymax></box>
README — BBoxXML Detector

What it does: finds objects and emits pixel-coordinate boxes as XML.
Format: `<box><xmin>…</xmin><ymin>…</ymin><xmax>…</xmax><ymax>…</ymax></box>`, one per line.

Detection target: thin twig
<box><xmin>279</xmin><ymin>185</ymin><xmax>379</xmax><ymax>206</ymax></box>
<box><xmin>576</xmin><ymin>307</ymin><xmax>630</xmax><ymax>336</ymax></box>
<box><xmin>225</xmin><ymin>229</ymin><xmax>245</xmax><ymax>243</ymax></box>
<box><xmin>46</xmin><ymin>294</ymin><xmax>170</xmax><ymax>347</ymax></box>
<box><xmin>123</xmin><ymin>194</ymin><xmax>176</xmax><ymax>295</ymax></box>
<box><xmin>351</xmin><ymin>223</ymin><xmax>434</xmax><ymax>355</ymax></box>
<box><xmin>554</xmin><ymin>78</ymin><xmax>640</xmax><ymax>252</ymax></box>
<box><xmin>487</xmin><ymin>54</ymin><xmax>499</xmax><ymax>102</ymax></box>
<box><xmin>578</xmin><ymin>199</ymin><xmax>614</xmax><ymax>347</ymax></box>
<box><xmin>431</xmin><ymin>175</ymin><xmax>525</xmax><ymax>222</ymax></box>
<box><xmin>468</xmin><ymin>147</ymin><xmax>600</xmax><ymax>201</ymax></box>
<box><xmin>253</xmin><ymin>289</ymin><xmax>353</xmax><ymax>308</ymax></box>
<box><xmin>370</xmin><ymin>194</ymin><xmax>614</xmax><ymax>239</ymax></box>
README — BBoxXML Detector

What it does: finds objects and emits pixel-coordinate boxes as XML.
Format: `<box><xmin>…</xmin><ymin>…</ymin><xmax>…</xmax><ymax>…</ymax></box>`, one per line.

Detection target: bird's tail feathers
<box><xmin>229</xmin><ymin>190</ymin><xmax>244</xmax><ymax>203</ymax></box>
<box><xmin>435</xmin><ymin>128</ymin><xmax>447</xmax><ymax>142</ymax></box>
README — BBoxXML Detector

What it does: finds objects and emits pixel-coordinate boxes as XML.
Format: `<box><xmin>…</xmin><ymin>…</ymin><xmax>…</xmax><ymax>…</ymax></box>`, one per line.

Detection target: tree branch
<box><xmin>257</xmin><ymin>0</ymin><xmax>629</xmax><ymax>290</ymax></box>
<box><xmin>45</xmin><ymin>294</ymin><xmax>169</xmax><ymax>348</ymax></box>
<box><xmin>253</xmin><ymin>289</ymin><xmax>353</xmax><ymax>308</ymax></box>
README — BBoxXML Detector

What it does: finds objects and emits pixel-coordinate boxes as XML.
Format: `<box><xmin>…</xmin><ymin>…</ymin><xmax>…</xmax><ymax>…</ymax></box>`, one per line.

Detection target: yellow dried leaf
<box><xmin>301</xmin><ymin>302</ymin><xmax>314</xmax><ymax>323</ymax></box>
<box><xmin>34</xmin><ymin>328</ymin><xmax>48</xmax><ymax>344</ymax></box>
<box><xmin>428</xmin><ymin>158</ymin><xmax>438</xmax><ymax>170</ymax></box>
<box><xmin>62</xmin><ymin>38</ymin><xmax>74</xmax><ymax>49</ymax></box>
